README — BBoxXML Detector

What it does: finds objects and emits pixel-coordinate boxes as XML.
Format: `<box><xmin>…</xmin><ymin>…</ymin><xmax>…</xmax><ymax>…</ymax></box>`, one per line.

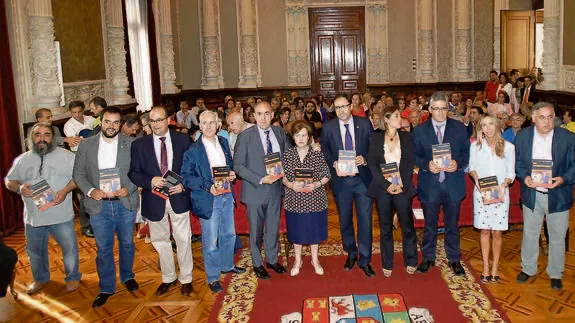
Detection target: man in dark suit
<box><xmin>412</xmin><ymin>92</ymin><xmax>470</xmax><ymax>276</ymax></box>
<box><xmin>73</xmin><ymin>107</ymin><xmax>140</xmax><ymax>308</ymax></box>
<box><xmin>320</xmin><ymin>94</ymin><xmax>375</xmax><ymax>277</ymax></box>
<box><xmin>234</xmin><ymin>101</ymin><xmax>291</xmax><ymax>279</ymax></box>
<box><xmin>514</xmin><ymin>102</ymin><xmax>575</xmax><ymax>291</ymax></box>
<box><xmin>520</xmin><ymin>75</ymin><xmax>536</xmax><ymax>105</ymax></box>
<box><xmin>128</xmin><ymin>106</ymin><xmax>193</xmax><ymax>296</ymax></box>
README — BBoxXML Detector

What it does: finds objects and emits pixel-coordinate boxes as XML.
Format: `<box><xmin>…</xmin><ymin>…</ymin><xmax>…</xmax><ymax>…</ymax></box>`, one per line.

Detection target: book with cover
<box><xmin>152</xmin><ymin>170</ymin><xmax>184</xmax><ymax>199</ymax></box>
<box><xmin>30</xmin><ymin>179</ymin><xmax>56</xmax><ymax>211</ymax></box>
<box><xmin>295</xmin><ymin>168</ymin><xmax>314</xmax><ymax>192</ymax></box>
<box><xmin>338</xmin><ymin>150</ymin><xmax>358</xmax><ymax>176</ymax></box>
<box><xmin>212</xmin><ymin>166</ymin><xmax>231</xmax><ymax>194</ymax></box>
<box><xmin>264</xmin><ymin>152</ymin><xmax>284</xmax><ymax>178</ymax></box>
<box><xmin>531</xmin><ymin>159</ymin><xmax>553</xmax><ymax>188</ymax></box>
<box><xmin>380</xmin><ymin>162</ymin><xmax>403</xmax><ymax>187</ymax></box>
<box><xmin>432</xmin><ymin>143</ymin><xmax>451</xmax><ymax>171</ymax></box>
<box><xmin>478</xmin><ymin>176</ymin><xmax>503</xmax><ymax>205</ymax></box>
<box><xmin>99</xmin><ymin>168</ymin><xmax>121</xmax><ymax>195</ymax></box>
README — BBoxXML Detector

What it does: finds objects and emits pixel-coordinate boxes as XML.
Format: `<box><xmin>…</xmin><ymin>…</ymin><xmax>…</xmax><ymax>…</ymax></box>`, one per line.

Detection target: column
<box><xmin>366</xmin><ymin>1</ymin><xmax>389</xmax><ymax>84</ymax></box>
<box><xmin>454</xmin><ymin>0</ymin><xmax>473</xmax><ymax>81</ymax></box>
<box><xmin>156</xmin><ymin>0</ymin><xmax>179</xmax><ymax>94</ymax></box>
<box><xmin>237</xmin><ymin>0</ymin><xmax>261</xmax><ymax>88</ymax></box>
<box><xmin>27</xmin><ymin>0</ymin><xmax>65</xmax><ymax>114</ymax></box>
<box><xmin>286</xmin><ymin>3</ymin><xmax>309</xmax><ymax>86</ymax></box>
<box><xmin>540</xmin><ymin>0</ymin><xmax>561</xmax><ymax>90</ymax></box>
<box><xmin>416</xmin><ymin>0</ymin><xmax>438</xmax><ymax>82</ymax></box>
<box><xmin>104</xmin><ymin>0</ymin><xmax>134</xmax><ymax>104</ymax></box>
<box><xmin>199</xmin><ymin>0</ymin><xmax>224</xmax><ymax>89</ymax></box>
<box><xmin>493</xmin><ymin>0</ymin><xmax>509</xmax><ymax>72</ymax></box>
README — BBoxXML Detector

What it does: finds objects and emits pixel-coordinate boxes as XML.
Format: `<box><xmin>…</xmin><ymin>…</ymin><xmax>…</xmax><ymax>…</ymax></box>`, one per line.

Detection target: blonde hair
<box><xmin>476</xmin><ymin>115</ymin><xmax>505</xmax><ymax>158</ymax></box>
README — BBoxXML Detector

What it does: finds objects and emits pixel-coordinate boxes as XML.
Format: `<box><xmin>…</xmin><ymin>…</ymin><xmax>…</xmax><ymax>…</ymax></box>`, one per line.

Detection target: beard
<box><xmin>102</xmin><ymin>127</ymin><xmax>120</xmax><ymax>138</ymax></box>
<box><xmin>32</xmin><ymin>140</ymin><xmax>56</xmax><ymax>156</ymax></box>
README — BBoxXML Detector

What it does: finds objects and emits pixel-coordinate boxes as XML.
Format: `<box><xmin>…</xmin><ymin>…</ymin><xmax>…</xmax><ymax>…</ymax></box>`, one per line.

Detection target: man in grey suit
<box><xmin>73</xmin><ymin>106</ymin><xmax>140</xmax><ymax>309</ymax></box>
<box><xmin>234</xmin><ymin>101</ymin><xmax>291</xmax><ymax>279</ymax></box>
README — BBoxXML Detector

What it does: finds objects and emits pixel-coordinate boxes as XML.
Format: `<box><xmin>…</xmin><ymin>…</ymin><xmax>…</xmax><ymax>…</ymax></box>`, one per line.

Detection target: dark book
<box><xmin>478</xmin><ymin>176</ymin><xmax>503</xmax><ymax>205</ymax></box>
<box><xmin>380</xmin><ymin>162</ymin><xmax>403</xmax><ymax>188</ymax></box>
<box><xmin>212</xmin><ymin>166</ymin><xmax>231</xmax><ymax>194</ymax></box>
<box><xmin>30</xmin><ymin>179</ymin><xmax>56</xmax><ymax>211</ymax></box>
<box><xmin>432</xmin><ymin>143</ymin><xmax>451</xmax><ymax>171</ymax></box>
<box><xmin>152</xmin><ymin>170</ymin><xmax>183</xmax><ymax>199</ymax></box>
<box><xmin>99</xmin><ymin>168</ymin><xmax>121</xmax><ymax>195</ymax></box>
<box><xmin>264</xmin><ymin>152</ymin><xmax>284</xmax><ymax>178</ymax></box>
<box><xmin>531</xmin><ymin>159</ymin><xmax>553</xmax><ymax>188</ymax></box>
<box><xmin>295</xmin><ymin>168</ymin><xmax>314</xmax><ymax>192</ymax></box>
<box><xmin>337</xmin><ymin>150</ymin><xmax>358</xmax><ymax>176</ymax></box>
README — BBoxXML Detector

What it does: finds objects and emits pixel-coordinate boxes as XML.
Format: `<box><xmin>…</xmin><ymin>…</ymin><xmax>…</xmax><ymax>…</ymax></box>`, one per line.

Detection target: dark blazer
<box><xmin>515</xmin><ymin>126</ymin><xmax>575</xmax><ymax>213</ymax></box>
<box><xmin>181</xmin><ymin>136</ymin><xmax>234</xmax><ymax>219</ymax></box>
<box><xmin>520</xmin><ymin>85</ymin><xmax>536</xmax><ymax>103</ymax></box>
<box><xmin>367</xmin><ymin>130</ymin><xmax>416</xmax><ymax>199</ymax></box>
<box><xmin>233</xmin><ymin>125</ymin><xmax>291</xmax><ymax>204</ymax></box>
<box><xmin>128</xmin><ymin>130</ymin><xmax>192</xmax><ymax>222</ymax></box>
<box><xmin>412</xmin><ymin>118</ymin><xmax>470</xmax><ymax>203</ymax></box>
<box><xmin>320</xmin><ymin>116</ymin><xmax>374</xmax><ymax>193</ymax></box>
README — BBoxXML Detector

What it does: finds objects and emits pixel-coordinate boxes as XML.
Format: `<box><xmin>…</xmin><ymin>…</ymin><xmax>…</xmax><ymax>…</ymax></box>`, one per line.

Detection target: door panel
<box><xmin>501</xmin><ymin>10</ymin><xmax>535</xmax><ymax>75</ymax></box>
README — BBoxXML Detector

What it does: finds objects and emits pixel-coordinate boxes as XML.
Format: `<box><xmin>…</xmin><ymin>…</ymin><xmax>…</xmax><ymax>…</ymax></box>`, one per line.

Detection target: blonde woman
<box><xmin>468</xmin><ymin>115</ymin><xmax>516</xmax><ymax>283</ymax></box>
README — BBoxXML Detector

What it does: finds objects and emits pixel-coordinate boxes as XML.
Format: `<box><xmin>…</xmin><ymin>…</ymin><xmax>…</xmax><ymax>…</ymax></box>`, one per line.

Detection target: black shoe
<box><xmin>266</xmin><ymin>262</ymin><xmax>287</xmax><ymax>274</ymax></box>
<box><xmin>551</xmin><ymin>279</ymin><xmax>563</xmax><ymax>290</ymax></box>
<box><xmin>208</xmin><ymin>281</ymin><xmax>223</xmax><ymax>293</ymax></box>
<box><xmin>122</xmin><ymin>279</ymin><xmax>139</xmax><ymax>292</ymax></box>
<box><xmin>516</xmin><ymin>271</ymin><xmax>532</xmax><ymax>284</ymax></box>
<box><xmin>83</xmin><ymin>227</ymin><xmax>95</xmax><ymax>238</ymax></box>
<box><xmin>92</xmin><ymin>293</ymin><xmax>113</xmax><ymax>309</ymax></box>
<box><xmin>416</xmin><ymin>260</ymin><xmax>435</xmax><ymax>274</ymax></box>
<box><xmin>181</xmin><ymin>283</ymin><xmax>192</xmax><ymax>296</ymax></box>
<box><xmin>448</xmin><ymin>261</ymin><xmax>465</xmax><ymax>276</ymax></box>
<box><xmin>155</xmin><ymin>280</ymin><xmax>177</xmax><ymax>296</ymax></box>
<box><xmin>344</xmin><ymin>257</ymin><xmax>358</xmax><ymax>271</ymax></box>
<box><xmin>222</xmin><ymin>266</ymin><xmax>247</xmax><ymax>274</ymax></box>
<box><xmin>253</xmin><ymin>266</ymin><xmax>270</xmax><ymax>279</ymax></box>
<box><xmin>360</xmin><ymin>264</ymin><xmax>376</xmax><ymax>278</ymax></box>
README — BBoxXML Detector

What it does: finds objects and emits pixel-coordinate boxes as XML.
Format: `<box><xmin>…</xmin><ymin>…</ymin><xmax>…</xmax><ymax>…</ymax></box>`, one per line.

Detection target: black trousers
<box><xmin>0</xmin><ymin>242</ymin><xmax>17</xmax><ymax>297</ymax></box>
<box><xmin>376</xmin><ymin>192</ymin><xmax>418</xmax><ymax>270</ymax></box>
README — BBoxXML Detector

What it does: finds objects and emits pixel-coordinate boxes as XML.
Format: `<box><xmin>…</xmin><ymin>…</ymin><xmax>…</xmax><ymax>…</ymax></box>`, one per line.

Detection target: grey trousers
<box><xmin>246</xmin><ymin>198</ymin><xmax>281</xmax><ymax>267</ymax></box>
<box><xmin>521</xmin><ymin>192</ymin><xmax>570</xmax><ymax>279</ymax></box>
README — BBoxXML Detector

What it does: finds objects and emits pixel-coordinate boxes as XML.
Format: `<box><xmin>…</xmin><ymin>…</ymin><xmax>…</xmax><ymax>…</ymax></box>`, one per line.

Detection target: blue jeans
<box><xmin>25</xmin><ymin>220</ymin><xmax>81</xmax><ymax>283</ymax></box>
<box><xmin>90</xmin><ymin>201</ymin><xmax>136</xmax><ymax>294</ymax></box>
<box><xmin>200</xmin><ymin>194</ymin><xmax>236</xmax><ymax>283</ymax></box>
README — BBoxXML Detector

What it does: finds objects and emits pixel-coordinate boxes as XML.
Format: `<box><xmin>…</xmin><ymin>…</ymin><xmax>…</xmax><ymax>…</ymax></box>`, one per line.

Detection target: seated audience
<box><xmin>502</xmin><ymin>113</ymin><xmax>525</xmax><ymax>143</ymax></box>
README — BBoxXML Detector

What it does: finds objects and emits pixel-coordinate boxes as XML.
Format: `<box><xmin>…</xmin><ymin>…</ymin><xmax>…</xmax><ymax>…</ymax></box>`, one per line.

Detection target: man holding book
<box><xmin>128</xmin><ymin>106</ymin><xmax>193</xmax><ymax>297</ymax></box>
<box><xmin>514</xmin><ymin>102</ymin><xmax>575</xmax><ymax>291</ymax></box>
<box><xmin>181</xmin><ymin>110</ymin><xmax>245</xmax><ymax>293</ymax></box>
<box><xmin>413</xmin><ymin>92</ymin><xmax>470</xmax><ymax>276</ymax></box>
<box><xmin>73</xmin><ymin>107</ymin><xmax>140</xmax><ymax>308</ymax></box>
<box><xmin>5</xmin><ymin>123</ymin><xmax>81</xmax><ymax>295</ymax></box>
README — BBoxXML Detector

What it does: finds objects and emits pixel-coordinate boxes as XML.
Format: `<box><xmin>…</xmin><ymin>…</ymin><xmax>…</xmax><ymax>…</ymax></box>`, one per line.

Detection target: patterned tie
<box><xmin>160</xmin><ymin>137</ymin><xmax>168</xmax><ymax>174</ymax></box>
<box><xmin>522</xmin><ymin>87</ymin><xmax>530</xmax><ymax>105</ymax></box>
<box><xmin>436</xmin><ymin>125</ymin><xmax>445</xmax><ymax>183</ymax></box>
<box><xmin>265</xmin><ymin>130</ymin><xmax>273</xmax><ymax>155</ymax></box>
<box><xmin>344</xmin><ymin>124</ymin><xmax>353</xmax><ymax>150</ymax></box>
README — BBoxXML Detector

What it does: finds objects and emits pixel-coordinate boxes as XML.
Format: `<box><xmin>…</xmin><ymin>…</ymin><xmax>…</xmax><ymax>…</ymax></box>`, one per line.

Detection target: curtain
<box><xmin>147</xmin><ymin>0</ymin><xmax>161</xmax><ymax>106</ymax></box>
<box><xmin>0</xmin><ymin>0</ymin><xmax>23</xmax><ymax>237</ymax></box>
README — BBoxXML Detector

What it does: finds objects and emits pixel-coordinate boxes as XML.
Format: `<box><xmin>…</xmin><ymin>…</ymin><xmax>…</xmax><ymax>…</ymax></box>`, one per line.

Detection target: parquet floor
<box><xmin>1</xmin><ymin>193</ymin><xmax>574</xmax><ymax>323</ymax></box>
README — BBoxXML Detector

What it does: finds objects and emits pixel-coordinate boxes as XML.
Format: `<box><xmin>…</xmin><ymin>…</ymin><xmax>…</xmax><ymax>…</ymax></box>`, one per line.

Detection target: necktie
<box><xmin>523</xmin><ymin>87</ymin><xmax>530</xmax><ymax>105</ymax></box>
<box><xmin>160</xmin><ymin>137</ymin><xmax>168</xmax><ymax>174</ymax></box>
<box><xmin>344</xmin><ymin>124</ymin><xmax>353</xmax><ymax>150</ymax></box>
<box><xmin>436</xmin><ymin>125</ymin><xmax>445</xmax><ymax>183</ymax></box>
<box><xmin>265</xmin><ymin>130</ymin><xmax>273</xmax><ymax>155</ymax></box>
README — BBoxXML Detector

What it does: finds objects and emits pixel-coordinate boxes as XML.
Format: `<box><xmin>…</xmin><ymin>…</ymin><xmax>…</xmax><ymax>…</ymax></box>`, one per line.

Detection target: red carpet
<box><xmin>209</xmin><ymin>243</ymin><xmax>510</xmax><ymax>322</ymax></box>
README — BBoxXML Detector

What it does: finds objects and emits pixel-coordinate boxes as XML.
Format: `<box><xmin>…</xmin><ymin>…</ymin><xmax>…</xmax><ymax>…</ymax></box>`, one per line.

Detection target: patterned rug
<box><xmin>209</xmin><ymin>242</ymin><xmax>510</xmax><ymax>323</ymax></box>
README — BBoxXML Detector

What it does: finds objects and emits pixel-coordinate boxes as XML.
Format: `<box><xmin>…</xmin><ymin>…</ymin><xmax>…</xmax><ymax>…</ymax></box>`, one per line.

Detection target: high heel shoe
<box><xmin>290</xmin><ymin>262</ymin><xmax>302</xmax><ymax>276</ymax></box>
<box><xmin>311</xmin><ymin>260</ymin><xmax>324</xmax><ymax>276</ymax></box>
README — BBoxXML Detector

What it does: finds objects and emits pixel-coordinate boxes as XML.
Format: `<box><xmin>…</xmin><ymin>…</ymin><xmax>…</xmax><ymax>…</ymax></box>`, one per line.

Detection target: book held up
<box><xmin>432</xmin><ymin>143</ymin><xmax>451</xmax><ymax>171</ymax></box>
<box><xmin>212</xmin><ymin>166</ymin><xmax>232</xmax><ymax>194</ymax></box>
<box><xmin>478</xmin><ymin>176</ymin><xmax>503</xmax><ymax>205</ymax></box>
<box><xmin>152</xmin><ymin>170</ymin><xmax>183</xmax><ymax>199</ymax></box>
<box><xmin>338</xmin><ymin>150</ymin><xmax>359</xmax><ymax>176</ymax></box>
<box><xmin>531</xmin><ymin>159</ymin><xmax>553</xmax><ymax>188</ymax></box>
<box><xmin>30</xmin><ymin>179</ymin><xmax>56</xmax><ymax>211</ymax></box>
<box><xmin>264</xmin><ymin>152</ymin><xmax>284</xmax><ymax>179</ymax></box>
<box><xmin>380</xmin><ymin>162</ymin><xmax>403</xmax><ymax>187</ymax></box>
<box><xmin>99</xmin><ymin>168</ymin><xmax>121</xmax><ymax>196</ymax></box>
<box><xmin>295</xmin><ymin>168</ymin><xmax>314</xmax><ymax>192</ymax></box>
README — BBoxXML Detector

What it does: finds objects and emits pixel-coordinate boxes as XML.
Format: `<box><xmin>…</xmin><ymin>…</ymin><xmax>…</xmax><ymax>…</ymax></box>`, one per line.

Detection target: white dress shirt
<box><xmin>338</xmin><ymin>117</ymin><xmax>356</xmax><ymax>150</ymax></box>
<box><xmin>202</xmin><ymin>136</ymin><xmax>227</xmax><ymax>168</ymax></box>
<box><xmin>63</xmin><ymin>116</ymin><xmax>95</xmax><ymax>152</ymax></box>
<box><xmin>89</xmin><ymin>134</ymin><xmax>119</xmax><ymax>197</ymax></box>
<box><xmin>257</xmin><ymin>126</ymin><xmax>280</xmax><ymax>154</ymax></box>
<box><xmin>532</xmin><ymin>128</ymin><xmax>554</xmax><ymax>192</ymax></box>
<box><xmin>153</xmin><ymin>131</ymin><xmax>173</xmax><ymax>172</ymax></box>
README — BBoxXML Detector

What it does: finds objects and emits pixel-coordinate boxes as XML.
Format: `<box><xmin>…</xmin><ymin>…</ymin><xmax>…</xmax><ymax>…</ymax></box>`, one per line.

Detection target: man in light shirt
<box><xmin>226</xmin><ymin>111</ymin><xmax>254</xmax><ymax>157</ymax></box>
<box><xmin>63</xmin><ymin>101</ymin><xmax>94</xmax><ymax>151</ymax></box>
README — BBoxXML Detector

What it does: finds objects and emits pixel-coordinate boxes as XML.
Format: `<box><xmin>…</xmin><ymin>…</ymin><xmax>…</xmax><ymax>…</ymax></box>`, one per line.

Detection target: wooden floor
<box><xmin>1</xmin><ymin>194</ymin><xmax>574</xmax><ymax>323</ymax></box>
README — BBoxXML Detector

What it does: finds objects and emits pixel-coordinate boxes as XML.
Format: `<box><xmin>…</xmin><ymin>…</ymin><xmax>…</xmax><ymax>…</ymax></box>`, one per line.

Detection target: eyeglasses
<box><xmin>149</xmin><ymin>118</ymin><xmax>167</xmax><ymax>124</ymax></box>
<box><xmin>430</xmin><ymin>107</ymin><xmax>449</xmax><ymax>112</ymax></box>
<box><xmin>334</xmin><ymin>104</ymin><xmax>350</xmax><ymax>110</ymax></box>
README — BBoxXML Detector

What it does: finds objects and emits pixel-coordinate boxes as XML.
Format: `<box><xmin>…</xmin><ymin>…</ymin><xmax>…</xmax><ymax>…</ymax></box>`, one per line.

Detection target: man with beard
<box><xmin>5</xmin><ymin>123</ymin><xmax>81</xmax><ymax>295</ymax></box>
<box><xmin>28</xmin><ymin>108</ymin><xmax>78</xmax><ymax>148</ymax></box>
<box><xmin>73</xmin><ymin>107</ymin><xmax>140</xmax><ymax>308</ymax></box>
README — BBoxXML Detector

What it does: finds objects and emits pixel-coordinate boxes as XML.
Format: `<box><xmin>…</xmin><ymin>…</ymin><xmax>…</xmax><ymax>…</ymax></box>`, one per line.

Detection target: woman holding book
<box><xmin>468</xmin><ymin>115</ymin><xmax>515</xmax><ymax>283</ymax></box>
<box><xmin>367</xmin><ymin>105</ymin><xmax>418</xmax><ymax>277</ymax></box>
<box><xmin>282</xmin><ymin>120</ymin><xmax>331</xmax><ymax>276</ymax></box>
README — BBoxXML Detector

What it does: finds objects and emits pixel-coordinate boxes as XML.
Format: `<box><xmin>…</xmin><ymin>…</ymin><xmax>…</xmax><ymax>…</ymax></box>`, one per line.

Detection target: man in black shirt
<box><xmin>304</xmin><ymin>100</ymin><xmax>323</xmax><ymax>140</ymax></box>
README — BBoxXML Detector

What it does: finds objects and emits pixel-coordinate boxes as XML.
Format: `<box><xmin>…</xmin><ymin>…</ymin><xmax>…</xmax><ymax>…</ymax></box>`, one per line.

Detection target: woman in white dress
<box><xmin>469</xmin><ymin>115</ymin><xmax>515</xmax><ymax>283</ymax></box>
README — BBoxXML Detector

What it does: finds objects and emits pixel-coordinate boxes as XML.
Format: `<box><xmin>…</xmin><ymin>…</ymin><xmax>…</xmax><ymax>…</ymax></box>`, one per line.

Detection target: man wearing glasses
<box><xmin>129</xmin><ymin>106</ymin><xmax>193</xmax><ymax>296</ymax></box>
<box><xmin>412</xmin><ymin>92</ymin><xmax>470</xmax><ymax>276</ymax></box>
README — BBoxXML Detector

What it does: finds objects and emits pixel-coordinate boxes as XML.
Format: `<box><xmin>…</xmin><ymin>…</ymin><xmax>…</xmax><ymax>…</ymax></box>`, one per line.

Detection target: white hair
<box><xmin>199</xmin><ymin>110</ymin><xmax>222</xmax><ymax>127</ymax></box>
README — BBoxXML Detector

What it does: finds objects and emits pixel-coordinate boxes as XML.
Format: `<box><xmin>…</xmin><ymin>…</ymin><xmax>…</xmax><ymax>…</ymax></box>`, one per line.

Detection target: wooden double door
<box><xmin>309</xmin><ymin>7</ymin><xmax>366</xmax><ymax>97</ymax></box>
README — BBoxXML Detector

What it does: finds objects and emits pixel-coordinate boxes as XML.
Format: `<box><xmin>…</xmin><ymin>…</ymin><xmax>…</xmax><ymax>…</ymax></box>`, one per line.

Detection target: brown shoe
<box><xmin>26</xmin><ymin>281</ymin><xmax>47</xmax><ymax>295</ymax></box>
<box><xmin>181</xmin><ymin>283</ymin><xmax>192</xmax><ymax>296</ymax></box>
<box><xmin>65</xmin><ymin>280</ymin><xmax>80</xmax><ymax>292</ymax></box>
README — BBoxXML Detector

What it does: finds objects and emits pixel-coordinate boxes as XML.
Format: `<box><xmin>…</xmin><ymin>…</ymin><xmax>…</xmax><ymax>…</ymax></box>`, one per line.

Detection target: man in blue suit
<box><xmin>413</xmin><ymin>92</ymin><xmax>470</xmax><ymax>276</ymax></box>
<box><xmin>128</xmin><ymin>106</ymin><xmax>193</xmax><ymax>296</ymax></box>
<box><xmin>514</xmin><ymin>102</ymin><xmax>575</xmax><ymax>291</ymax></box>
<box><xmin>320</xmin><ymin>94</ymin><xmax>375</xmax><ymax>277</ymax></box>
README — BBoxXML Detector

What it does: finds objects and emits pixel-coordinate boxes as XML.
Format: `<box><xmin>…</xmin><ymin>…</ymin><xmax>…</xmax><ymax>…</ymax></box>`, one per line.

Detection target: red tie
<box><xmin>160</xmin><ymin>137</ymin><xmax>168</xmax><ymax>174</ymax></box>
